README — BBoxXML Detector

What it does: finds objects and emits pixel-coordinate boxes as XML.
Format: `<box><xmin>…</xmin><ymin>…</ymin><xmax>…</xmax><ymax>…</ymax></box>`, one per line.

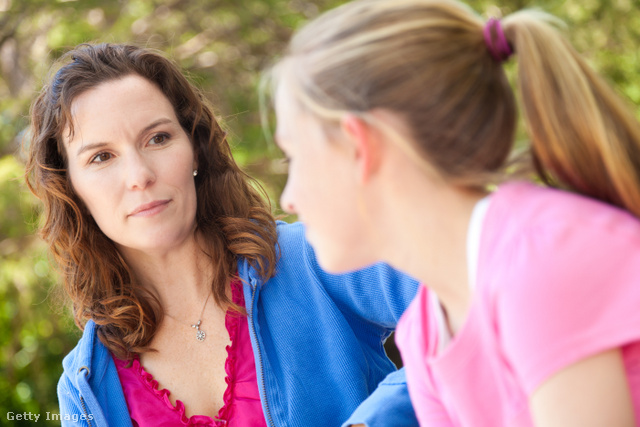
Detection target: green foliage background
<box><xmin>0</xmin><ymin>0</ymin><xmax>638</xmax><ymax>424</ymax></box>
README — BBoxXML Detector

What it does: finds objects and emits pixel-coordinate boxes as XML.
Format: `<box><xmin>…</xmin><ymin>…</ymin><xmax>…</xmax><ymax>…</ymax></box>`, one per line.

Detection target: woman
<box><xmin>269</xmin><ymin>0</ymin><xmax>640</xmax><ymax>425</ymax></box>
<box><xmin>26</xmin><ymin>43</ymin><xmax>419</xmax><ymax>426</ymax></box>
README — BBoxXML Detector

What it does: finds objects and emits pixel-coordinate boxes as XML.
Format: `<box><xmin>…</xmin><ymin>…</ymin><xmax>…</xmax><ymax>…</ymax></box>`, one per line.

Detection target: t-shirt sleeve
<box><xmin>496</xmin><ymin>215</ymin><xmax>640</xmax><ymax>395</ymax></box>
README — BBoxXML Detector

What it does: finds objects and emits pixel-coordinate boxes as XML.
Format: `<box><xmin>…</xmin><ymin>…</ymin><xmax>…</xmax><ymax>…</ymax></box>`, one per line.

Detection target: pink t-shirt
<box><xmin>114</xmin><ymin>281</ymin><xmax>267</xmax><ymax>427</ymax></box>
<box><xmin>396</xmin><ymin>182</ymin><xmax>640</xmax><ymax>426</ymax></box>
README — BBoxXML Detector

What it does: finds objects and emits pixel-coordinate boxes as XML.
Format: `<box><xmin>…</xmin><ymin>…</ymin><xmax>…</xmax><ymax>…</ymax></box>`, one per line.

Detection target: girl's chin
<box><xmin>313</xmin><ymin>244</ymin><xmax>369</xmax><ymax>275</ymax></box>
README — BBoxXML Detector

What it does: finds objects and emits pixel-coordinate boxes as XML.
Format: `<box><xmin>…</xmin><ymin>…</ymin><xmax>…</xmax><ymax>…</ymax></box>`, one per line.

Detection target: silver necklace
<box><xmin>191</xmin><ymin>291</ymin><xmax>211</xmax><ymax>341</ymax></box>
<box><xmin>167</xmin><ymin>292</ymin><xmax>212</xmax><ymax>342</ymax></box>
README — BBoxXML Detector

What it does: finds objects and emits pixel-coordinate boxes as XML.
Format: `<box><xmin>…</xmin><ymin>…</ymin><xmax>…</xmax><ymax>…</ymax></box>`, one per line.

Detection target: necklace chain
<box><xmin>165</xmin><ymin>291</ymin><xmax>212</xmax><ymax>342</ymax></box>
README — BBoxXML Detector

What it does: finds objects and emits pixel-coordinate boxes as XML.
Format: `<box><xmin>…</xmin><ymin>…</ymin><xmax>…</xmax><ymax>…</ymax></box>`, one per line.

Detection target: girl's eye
<box><xmin>90</xmin><ymin>152</ymin><xmax>112</xmax><ymax>164</ymax></box>
<box><xmin>149</xmin><ymin>133</ymin><xmax>170</xmax><ymax>145</ymax></box>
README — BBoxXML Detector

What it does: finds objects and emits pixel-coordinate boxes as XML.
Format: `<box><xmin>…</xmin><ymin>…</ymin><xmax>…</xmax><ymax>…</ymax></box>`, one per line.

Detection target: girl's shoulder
<box><xmin>481</xmin><ymin>182</ymin><xmax>640</xmax><ymax>395</ymax></box>
<box><xmin>486</xmin><ymin>181</ymin><xmax>640</xmax><ymax>253</ymax></box>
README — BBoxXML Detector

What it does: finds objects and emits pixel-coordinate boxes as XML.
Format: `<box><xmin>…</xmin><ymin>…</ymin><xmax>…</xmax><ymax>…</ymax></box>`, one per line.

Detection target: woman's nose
<box><xmin>126</xmin><ymin>152</ymin><xmax>156</xmax><ymax>190</ymax></box>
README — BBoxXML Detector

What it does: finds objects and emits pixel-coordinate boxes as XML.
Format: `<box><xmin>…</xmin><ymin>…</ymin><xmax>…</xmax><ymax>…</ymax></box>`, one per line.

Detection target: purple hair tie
<box><xmin>483</xmin><ymin>18</ymin><xmax>513</xmax><ymax>62</ymax></box>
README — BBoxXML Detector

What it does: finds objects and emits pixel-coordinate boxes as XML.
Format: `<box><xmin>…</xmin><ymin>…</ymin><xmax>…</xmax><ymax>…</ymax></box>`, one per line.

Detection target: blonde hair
<box><xmin>269</xmin><ymin>0</ymin><xmax>640</xmax><ymax>216</ymax></box>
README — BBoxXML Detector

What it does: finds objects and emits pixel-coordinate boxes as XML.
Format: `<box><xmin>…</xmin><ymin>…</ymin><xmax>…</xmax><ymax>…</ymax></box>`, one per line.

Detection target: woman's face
<box><xmin>64</xmin><ymin>74</ymin><xmax>198</xmax><ymax>255</ymax></box>
<box><xmin>275</xmin><ymin>79</ymin><xmax>375</xmax><ymax>273</ymax></box>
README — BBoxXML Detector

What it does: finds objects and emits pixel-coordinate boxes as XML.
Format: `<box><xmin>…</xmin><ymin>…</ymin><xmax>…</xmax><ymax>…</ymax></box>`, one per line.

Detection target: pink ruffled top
<box><xmin>113</xmin><ymin>281</ymin><xmax>267</xmax><ymax>427</ymax></box>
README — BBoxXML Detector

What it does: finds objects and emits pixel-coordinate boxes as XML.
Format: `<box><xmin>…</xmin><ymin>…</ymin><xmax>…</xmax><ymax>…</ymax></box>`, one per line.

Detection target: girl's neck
<box><xmin>371</xmin><ymin>164</ymin><xmax>486</xmax><ymax>333</ymax></box>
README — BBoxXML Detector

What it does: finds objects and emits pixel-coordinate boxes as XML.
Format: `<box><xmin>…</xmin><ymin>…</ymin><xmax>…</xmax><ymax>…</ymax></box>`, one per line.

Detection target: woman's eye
<box><xmin>90</xmin><ymin>152</ymin><xmax>112</xmax><ymax>164</ymax></box>
<box><xmin>149</xmin><ymin>133</ymin><xmax>169</xmax><ymax>145</ymax></box>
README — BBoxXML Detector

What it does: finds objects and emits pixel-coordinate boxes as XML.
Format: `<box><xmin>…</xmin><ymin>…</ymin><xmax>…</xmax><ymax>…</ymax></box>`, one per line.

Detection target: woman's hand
<box><xmin>530</xmin><ymin>348</ymin><xmax>635</xmax><ymax>426</ymax></box>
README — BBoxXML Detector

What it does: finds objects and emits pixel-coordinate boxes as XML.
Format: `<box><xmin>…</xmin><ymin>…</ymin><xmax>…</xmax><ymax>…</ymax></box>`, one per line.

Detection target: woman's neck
<box><xmin>118</xmin><ymin>232</ymin><xmax>215</xmax><ymax>317</ymax></box>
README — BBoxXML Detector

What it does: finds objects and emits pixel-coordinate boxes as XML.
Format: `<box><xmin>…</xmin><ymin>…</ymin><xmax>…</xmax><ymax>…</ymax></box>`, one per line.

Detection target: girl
<box><xmin>27</xmin><ymin>43</ymin><xmax>419</xmax><ymax>427</ymax></box>
<box><xmin>269</xmin><ymin>0</ymin><xmax>640</xmax><ymax>425</ymax></box>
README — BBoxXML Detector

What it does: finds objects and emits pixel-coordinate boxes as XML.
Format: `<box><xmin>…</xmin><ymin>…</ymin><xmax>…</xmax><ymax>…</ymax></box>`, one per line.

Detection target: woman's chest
<box><xmin>141</xmin><ymin>314</ymin><xmax>233</xmax><ymax>418</ymax></box>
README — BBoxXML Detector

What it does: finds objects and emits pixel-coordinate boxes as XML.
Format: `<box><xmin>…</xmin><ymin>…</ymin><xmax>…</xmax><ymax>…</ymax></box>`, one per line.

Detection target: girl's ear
<box><xmin>340</xmin><ymin>113</ymin><xmax>382</xmax><ymax>185</ymax></box>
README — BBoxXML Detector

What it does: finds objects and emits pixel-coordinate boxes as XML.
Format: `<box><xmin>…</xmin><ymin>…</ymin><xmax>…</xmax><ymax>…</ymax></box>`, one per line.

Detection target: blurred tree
<box><xmin>0</xmin><ymin>0</ymin><xmax>638</xmax><ymax>424</ymax></box>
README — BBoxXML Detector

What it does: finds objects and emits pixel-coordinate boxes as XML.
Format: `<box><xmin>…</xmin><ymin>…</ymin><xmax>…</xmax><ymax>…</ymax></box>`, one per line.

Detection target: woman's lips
<box><xmin>128</xmin><ymin>199</ymin><xmax>171</xmax><ymax>217</ymax></box>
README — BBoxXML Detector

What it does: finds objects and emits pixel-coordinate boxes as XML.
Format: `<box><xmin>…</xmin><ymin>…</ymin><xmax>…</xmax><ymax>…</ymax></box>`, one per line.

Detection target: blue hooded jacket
<box><xmin>57</xmin><ymin>222</ymin><xmax>420</xmax><ymax>426</ymax></box>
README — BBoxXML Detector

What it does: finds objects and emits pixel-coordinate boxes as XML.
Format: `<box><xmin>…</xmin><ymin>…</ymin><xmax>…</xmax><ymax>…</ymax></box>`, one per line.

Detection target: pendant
<box><xmin>192</xmin><ymin>320</ymin><xmax>206</xmax><ymax>342</ymax></box>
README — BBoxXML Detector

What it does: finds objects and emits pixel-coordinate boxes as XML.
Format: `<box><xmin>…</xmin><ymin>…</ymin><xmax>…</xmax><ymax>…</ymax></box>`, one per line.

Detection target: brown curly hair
<box><xmin>26</xmin><ymin>43</ymin><xmax>278</xmax><ymax>360</ymax></box>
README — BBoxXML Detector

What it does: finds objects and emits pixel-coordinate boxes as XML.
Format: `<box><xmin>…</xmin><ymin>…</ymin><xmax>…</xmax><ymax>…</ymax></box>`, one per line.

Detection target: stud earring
<box><xmin>193</xmin><ymin>170</ymin><xmax>198</xmax><ymax>177</ymax></box>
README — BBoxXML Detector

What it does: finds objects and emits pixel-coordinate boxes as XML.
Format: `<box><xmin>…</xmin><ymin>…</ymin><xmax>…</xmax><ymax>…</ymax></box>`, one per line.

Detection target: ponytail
<box><xmin>503</xmin><ymin>11</ymin><xmax>640</xmax><ymax>216</ymax></box>
<box><xmin>270</xmin><ymin>0</ymin><xmax>640</xmax><ymax>216</ymax></box>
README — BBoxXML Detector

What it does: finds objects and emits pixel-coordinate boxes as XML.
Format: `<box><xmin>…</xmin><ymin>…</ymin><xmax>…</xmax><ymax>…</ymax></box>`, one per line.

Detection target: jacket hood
<box><xmin>62</xmin><ymin>320</ymin><xmax>111</xmax><ymax>391</ymax></box>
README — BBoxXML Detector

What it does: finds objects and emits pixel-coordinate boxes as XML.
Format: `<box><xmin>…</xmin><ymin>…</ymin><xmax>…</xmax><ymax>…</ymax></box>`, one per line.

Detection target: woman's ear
<box><xmin>340</xmin><ymin>113</ymin><xmax>382</xmax><ymax>185</ymax></box>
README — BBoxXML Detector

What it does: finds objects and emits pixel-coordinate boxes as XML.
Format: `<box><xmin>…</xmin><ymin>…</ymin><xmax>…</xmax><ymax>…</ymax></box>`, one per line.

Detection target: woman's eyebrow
<box><xmin>76</xmin><ymin>142</ymin><xmax>108</xmax><ymax>157</ymax></box>
<box><xmin>75</xmin><ymin>118</ymin><xmax>175</xmax><ymax>157</ymax></box>
<box><xmin>136</xmin><ymin>118</ymin><xmax>174</xmax><ymax>139</ymax></box>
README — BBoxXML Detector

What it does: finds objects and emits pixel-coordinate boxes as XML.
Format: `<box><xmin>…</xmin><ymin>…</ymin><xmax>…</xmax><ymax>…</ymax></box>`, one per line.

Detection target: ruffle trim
<box><xmin>216</xmin><ymin>280</ymin><xmax>244</xmax><ymax>421</ymax></box>
<box><xmin>128</xmin><ymin>357</ymin><xmax>223</xmax><ymax>426</ymax></box>
<box><xmin>125</xmin><ymin>280</ymin><xmax>246</xmax><ymax>426</ymax></box>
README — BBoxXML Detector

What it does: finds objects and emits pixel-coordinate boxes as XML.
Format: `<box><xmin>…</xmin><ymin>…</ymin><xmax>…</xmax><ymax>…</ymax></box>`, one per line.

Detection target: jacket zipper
<box><xmin>79</xmin><ymin>395</ymin><xmax>93</xmax><ymax>427</ymax></box>
<box><xmin>250</xmin><ymin>282</ymin><xmax>275</xmax><ymax>427</ymax></box>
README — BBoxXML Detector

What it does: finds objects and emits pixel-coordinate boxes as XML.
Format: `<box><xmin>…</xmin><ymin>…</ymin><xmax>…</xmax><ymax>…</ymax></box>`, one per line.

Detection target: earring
<box><xmin>193</xmin><ymin>170</ymin><xmax>198</xmax><ymax>177</ymax></box>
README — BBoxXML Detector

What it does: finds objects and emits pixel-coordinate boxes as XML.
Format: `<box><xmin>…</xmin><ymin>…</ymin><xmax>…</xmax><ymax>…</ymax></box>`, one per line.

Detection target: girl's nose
<box><xmin>280</xmin><ymin>184</ymin><xmax>297</xmax><ymax>215</ymax></box>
